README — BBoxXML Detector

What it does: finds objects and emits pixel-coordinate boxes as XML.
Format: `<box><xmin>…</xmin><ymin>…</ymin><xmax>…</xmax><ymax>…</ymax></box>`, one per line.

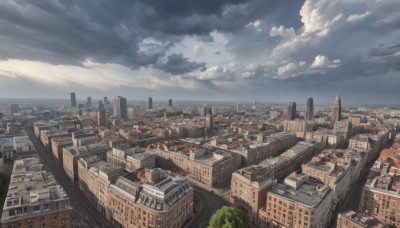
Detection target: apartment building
<box><xmin>156</xmin><ymin>144</ymin><xmax>241</xmax><ymax>187</ymax></box>
<box><xmin>260</xmin><ymin>173</ymin><xmax>333</xmax><ymax>228</ymax></box>
<box><xmin>51</xmin><ymin>136</ymin><xmax>72</xmax><ymax>164</ymax></box>
<box><xmin>231</xmin><ymin>165</ymin><xmax>277</xmax><ymax>224</ymax></box>
<box><xmin>77</xmin><ymin>156</ymin><xmax>124</xmax><ymax>220</ymax></box>
<box><xmin>107</xmin><ymin>146</ymin><xmax>157</xmax><ymax>172</ymax></box>
<box><xmin>258</xmin><ymin>140</ymin><xmax>325</xmax><ymax>181</ymax></box>
<box><xmin>1</xmin><ymin>158</ymin><xmax>73</xmax><ymax>228</ymax></box>
<box><xmin>63</xmin><ymin>142</ymin><xmax>111</xmax><ymax>182</ymax></box>
<box><xmin>359</xmin><ymin>175</ymin><xmax>400</xmax><ymax>227</ymax></box>
<box><xmin>108</xmin><ymin>168</ymin><xmax>193</xmax><ymax>228</ymax></box>
<box><xmin>337</xmin><ymin>211</ymin><xmax>388</xmax><ymax>228</ymax></box>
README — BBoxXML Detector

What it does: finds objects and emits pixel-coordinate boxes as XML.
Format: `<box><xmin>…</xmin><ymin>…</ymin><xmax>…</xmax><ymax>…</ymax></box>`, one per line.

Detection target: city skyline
<box><xmin>0</xmin><ymin>0</ymin><xmax>399</xmax><ymax>104</ymax></box>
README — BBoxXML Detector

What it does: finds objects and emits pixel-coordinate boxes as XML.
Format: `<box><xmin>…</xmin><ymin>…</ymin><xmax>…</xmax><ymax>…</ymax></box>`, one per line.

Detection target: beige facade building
<box><xmin>226</xmin><ymin>131</ymin><xmax>298</xmax><ymax>166</ymax></box>
<box><xmin>40</xmin><ymin>129</ymin><xmax>69</xmax><ymax>152</ymax></box>
<box><xmin>108</xmin><ymin>168</ymin><xmax>193</xmax><ymax>228</ymax></box>
<box><xmin>63</xmin><ymin>142</ymin><xmax>111</xmax><ymax>182</ymax></box>
<box><xmin>156</xmin><ymin>145</ymin><xmax>241</xmax><ymax>187</ymax></box>
<box><xmin>283</xmin><ymin>120</ymin><xmax>315</xmax><ymax>138</ymax></box>
<box><xmin>305</xmin><ymin>128</ymin><xmax>345</xmax><ymax>148</ymax></box>
<box><xmin>337</xmin><ymin>211</ymin><xmax>388</xmax><ymax>228</ymax></box>
<box><xmin>77</xmin><ymin>156</ymin><xmax>124</xmax><ymax>220</ymax></box>
<box><xmin>302</xmin><ymin>157</ymin><xmax>352</xmax><ymax>210</ymax></box>
<box><xmin>231</xmin><ymin>165</ymin><xmax>276</xmax><ymax>224</ymax></box>
<box><xmin>260</xmin><ymin>173</ymin><xmax>333</xmax><ymax>228</ymax></box>
<box><xmin>51</xmin><ymin>136</ymin><xmax>73</xmax><ymax>164</ymax></box>
<box><xmin>359</xmin><ymin>175</ymin><xmax>400</xmax><ymax>227</ymax></box>
<box><xmin>72</xmin><ymin>130</ymin><xmax>99</xmax><ymax>147</ymax></box>
<box><xmin>1</xmin><ymin>158</ymin><xmax>73</xmax><ymax>228</ymax></box>
<box><xmin>107</xmin><ymin>147</ymin><xmax>157</xmax><ymax>172</ymax></box>
<box><xmin>258</xmin><ymin>140</ymin><xmax>325</xmax><ymax>181</ymax></box>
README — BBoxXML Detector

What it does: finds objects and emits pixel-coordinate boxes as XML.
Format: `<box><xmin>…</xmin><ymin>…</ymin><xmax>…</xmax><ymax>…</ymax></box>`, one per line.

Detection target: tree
<box><xmin>208</xmin><ymin>206</ymin><xmax>249</xmax><ymax>228</ymax></box>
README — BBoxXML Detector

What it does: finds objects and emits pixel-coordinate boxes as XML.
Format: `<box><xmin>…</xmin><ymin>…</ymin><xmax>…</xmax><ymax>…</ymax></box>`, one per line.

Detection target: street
<box><xmin>26</xmin><ymin>128</ymin><xmax>113</xmax><ymax>228</ymax></box>
<box><xmin>185</xmin><ymin>185</ymin><xmax>229</xmax><ymax>228</ymax></box>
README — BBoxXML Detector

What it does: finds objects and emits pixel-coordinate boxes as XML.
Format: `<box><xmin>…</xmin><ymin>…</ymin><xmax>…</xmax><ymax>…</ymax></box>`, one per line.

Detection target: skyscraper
<box><xmin>97</xmin><ymin>109</ymin><xmax>107</xmax><ymax>127</ymax></box>
<box><xmin>288</xmin><ymin>102</ymin><xmax>296</xmax><ymax>120</ymax></box>
<box><xmin>114</xmin><ymin>96</ymin><xmax>127</xmax><ymax>119</ymax></box>
<box><xmin>305</xmin><ymin>97</ymin><xmax>314</xmax><ymax>120</ymax></box>
<box><xmin>70</xmin><ymin>92</ymin><xmax>76</xmax><ymax>107</ymax></box>
<box><xmin>169</xmin><ymin>99</ymin><xmax>172</xmax><ymax>107</ymax></box>
<box><xmin>331</xmin><ymin>94</ymin><xmax>342</xmax><ymax>126</ymax></box>
<box><xmin>104</xmin><ymin>97</ymin><xmax>108</xmax><ymax>104</ymax></box>
<box><xmin>206</xmin><ymin>113</ymin><xmax>213</xmax><ymax>132</ymax></box>
<box><xmin>86</xmin><ymin>97</ymin><xmax>92</xmax><ymax>107</ymax></box>
<box><xmin>98</xmin><ymin>100</ymin><xmax>104</xmax><ymax>110</ymax></box>
<box><xmin>149</xmin><ymin>97</ymin><xmax>153</xmax><ymax>109</ymax></box>
<box><xmin>9</xmin><ymin>104</ymin><xmax>19</xmax><ymax>114</ymax></box>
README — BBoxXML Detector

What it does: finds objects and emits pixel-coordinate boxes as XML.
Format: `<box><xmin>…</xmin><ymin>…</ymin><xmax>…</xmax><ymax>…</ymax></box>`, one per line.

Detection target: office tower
<box><xmin>104</xmin><ymin>96</ymin><xmax>108</xmax><ymax>103</ymax></box>
<box><xmin>169</xmin><ymin>99</ymin><xmax>172</xmax><ymax>107</ymax></box>
<box><xmin>98</xmin><ymin>109</ymin><xmax>107</xmax><ymax>127</ymax></box>
<box><xmin>78</xmin><ymin>109</ymin><xmax>83</xmax><ymax>116</ymax></box>
<box><xmin>70</xmin><ymin>92</ymin><xmax>76</xmax><ymax>107</ymax></box>
<box><xmin>9</xmin><ymin>104</ymin><xmax>19</xmax><ymax>114</ymax></box>
<box><xmin>288</xmin><ymin>102</ymin><xmax>296</xmax><ymax>120</ymax></box>
<box><xmin>199</xmin><ymin>105</ymin><xmax>207</xmax><ymax>116</ymax></box>
<box><xmin>236</xmin><ymin>103</ymin><xmax>243</xmax><ymax>112</ymax></box>
<box><xmin>206</xmin><ymin>113</ymin><xmax>213</xmax><ymax>132</ymax></box>
<box><xmin>98</xmin><ymin>100</ymin><xmax>104</xmax><ymax>110</ymax></box>
<box><xmin>330</xmin><ymin>94</ymin><xmax>342</xmax><ymax>126</ymax></box>
<box><xmin>86</xmin><ymin>96</ymin><xmax>92</xmax><ymax>107</ymax></box>
<box><xmin>148</xmin><ymin>97</ymin><xmax>153</xmax><ymax>109</ymax></box>
<box><xmin>305</xmin><ymin>97</ymin><xmax>314</xmax><ymax>120</ymax></box>
<box><xmin>113</xmin><ymin>96</ymin><xmax>127</xmax><ymax>119</ymax></box>
<box><xmin>211</xmin><ymin>107</ymin><xmax>218</xmax><ymax>115</ymax></box>
<box><xmin>128</xmin><ymin>108</ymin><xmax>135</xmax><ymax>118</ymax></box>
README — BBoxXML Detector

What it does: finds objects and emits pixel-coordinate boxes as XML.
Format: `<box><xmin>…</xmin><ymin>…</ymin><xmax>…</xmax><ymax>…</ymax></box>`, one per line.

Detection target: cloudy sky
<box><xmin>0</xmin><ymin>0</ymin><xmax>399</xmax><ymax>104</ymax></box>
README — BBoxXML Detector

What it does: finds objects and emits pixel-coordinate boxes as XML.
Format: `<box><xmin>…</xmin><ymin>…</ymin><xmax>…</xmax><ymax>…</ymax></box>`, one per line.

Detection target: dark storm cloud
<box><xmin>155</xmin><ymin>53</ymin><xmax>206</xmax><ymax>75</ymax></box>
<box><xmin>0</xmin><ymin>0</ymin><xmax>286</xmax><ymax>72</ymax></box>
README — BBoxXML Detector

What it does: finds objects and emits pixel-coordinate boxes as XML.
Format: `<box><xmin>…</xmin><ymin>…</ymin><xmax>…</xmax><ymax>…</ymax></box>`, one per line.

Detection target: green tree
<box><xmin>208</xmin><ymin>206</ymin><xmax>249</xmax><ymax>228</ymax></box>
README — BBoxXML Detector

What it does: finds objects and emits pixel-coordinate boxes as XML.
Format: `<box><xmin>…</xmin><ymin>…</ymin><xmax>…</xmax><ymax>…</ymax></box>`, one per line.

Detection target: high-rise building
<box><xmin>9</xmin><ymin>103</ymin><xmax>19</xmax><ymax>114</ymax></box>
<box><xmin>305</xmin><ymin>97</ymin><xmax>314</xmax><ymax>120</ymax></box>
<box><xmin>331</xmin><ymin>94</ymin><xmax>342</xmax><ymax>126</ymax></box>
<box><xmin>288</xmin><ymin>102</ymin><xmax>296</xmax><ymax>120</ymax></box>
<box><xmin>236</xmin><ymin>103</ymin><xmax>243</xmax><ymax>112</ymax></box>
<box><xmin>211</xmin><ymin>107</ymin><xmax>218</xmax><ymax>115</ymax></box>
<box><xmin>86</xmin><ymin>96</ymin><xmax>92</xmax><ymax>107</ymax></box>
<box><xmin>113</xmin><ymin>96</ymin><xmax>128</xmax><ymax>119</ymax></box>
<box><xmin>206</xmin><ymin>113</ymin><xmax>213</xmax><ymax>132</ymax></box>
<box><xmin>148</xmin><ymin>97</ymin><xmax>153</xmax><ymax>109</ymax></box>
<box><xmin>98</xmin><ymin>109</ymin><xmax>107</xmax><ymax>127</ymax></box>
<box><xmin>104</xmin><ymin>96</ymin><xmax>108</xmax><ymax>103</ymax></box>
<box><xmin>70</xmin><ymin>92</ymin><xmax>76</xmax><ymax>107</ymax></box>
<box><xmin>98</xmin><ymin>100</ymin><xmax>104</xmax><ymax>110</ymax></box>
<box><xmin>169</xmin><ymin>98</ymin><xmax>172</xmax><ymax>107</ymax></box>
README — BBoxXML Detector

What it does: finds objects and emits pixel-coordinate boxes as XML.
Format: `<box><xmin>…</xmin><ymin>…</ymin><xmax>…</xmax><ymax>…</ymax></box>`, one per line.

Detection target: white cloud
<box><xmin>276</xmin><ymin>61</ymin><xmax>308</xmax><ymax>78</ymax></box>
<box><xmin>0</xmin><ymin>59</ymin><xmax>194</xmax><ymax>90</ymax></box>
<box><xmin>186</xmin><ymin>64</ymin><xmax>236</xmax><ymax>81</ymax></box>
<box><xmin>246</xmin><ymin>19</ymin><xmax>262</xmax><ymax>31</ymax></box>
<box><xmin>193</xmin><ymin>44</ymin><xmax>204</xmax><ymax>56</ymax></box>
<box><xmin>269</xmin><ymin>26</ymin><xmax>296</xmax><ymax>40</ymax></box>
<box><xmin>310</xmin><ymin>55</ymin><xmax>341</xmax><ymax>69</ymax></box>
<box><xmin>347</xmin><ymin>11</ymin><xmax>372</xmax><ymax>23</ymax></box>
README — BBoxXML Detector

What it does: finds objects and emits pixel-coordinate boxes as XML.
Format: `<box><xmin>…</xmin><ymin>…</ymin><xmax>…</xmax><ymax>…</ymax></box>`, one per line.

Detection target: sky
<box><xmin>0</xmin><ymin>0</ymin><xmax>399</xmax><ymax>104</ymax></box>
